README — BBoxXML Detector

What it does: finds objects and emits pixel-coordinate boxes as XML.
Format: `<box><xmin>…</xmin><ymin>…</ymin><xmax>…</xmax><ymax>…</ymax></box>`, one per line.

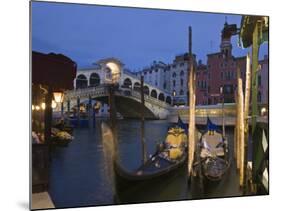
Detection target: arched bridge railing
<box><xmin>65</xmin><ymin>85</ymin><xmax>171</xmax><ymax>108</ymax></box>
<box><xmin>65</xmin><ymin>85</ymin><xmax>109</xmax><ymax>100</ymax></box>
<box><xmin>118</xmin><ymin>89</ymin><xmax>171</xmax><ymax>109</ymax></box>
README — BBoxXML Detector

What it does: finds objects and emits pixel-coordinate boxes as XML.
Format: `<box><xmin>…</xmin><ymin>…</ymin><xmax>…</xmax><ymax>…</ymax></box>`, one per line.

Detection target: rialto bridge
<box><xmin>64</xmin><ymin>58</ymin><xmax>173</xmax><ymax>119</ymax></box>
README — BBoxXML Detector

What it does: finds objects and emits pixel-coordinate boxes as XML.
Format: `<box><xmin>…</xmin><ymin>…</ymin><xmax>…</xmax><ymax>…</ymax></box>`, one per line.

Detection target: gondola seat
<box><xmin>168</xmin><ymin>148</ymin><xmax>183</xmax><ymax>159</ymax></box>
<box><xmin>200</xmin><ymin>131</ymin><xmax>224</xmax><ymax>158</ymax></box>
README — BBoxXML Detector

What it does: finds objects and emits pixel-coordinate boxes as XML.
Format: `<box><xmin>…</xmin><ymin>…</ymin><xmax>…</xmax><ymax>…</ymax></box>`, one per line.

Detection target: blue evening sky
<box><xmin>32</xmin><ymin>1</ymin><xmax>268</xmax><ymax>70</ymax></box>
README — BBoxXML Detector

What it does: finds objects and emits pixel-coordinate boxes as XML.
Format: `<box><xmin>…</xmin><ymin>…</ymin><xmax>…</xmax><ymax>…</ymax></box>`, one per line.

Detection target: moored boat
<box><xmin>198</xmin><ymin>117</ymin><xmax>229</xmax><ymax>184</ymax></box>
<box><xmin>114</xmin><ymin>125</ymin><xmax>188</xmax><ymax>196</ymax></box>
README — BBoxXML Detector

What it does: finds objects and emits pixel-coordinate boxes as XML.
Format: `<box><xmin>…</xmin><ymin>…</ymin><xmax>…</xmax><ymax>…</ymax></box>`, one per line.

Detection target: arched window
<box><xmin>133</xmin><ymin>82</ymin><xmax>140</xmax><ymax>92</ymax></box>
<box><xmin>163</xmin><ymin>82</ymin><xmax>167</xmax><ymax>89</ymax></box>
<box><xmin>180</xmin><ymin>89</ymin><xmax>184</xmax><ymax>95</ymax></box>
<box><xmin>258</xmin><ymin>91</ymin><xmax>262</xmax><ymax>103</ymax></box>
<box><xmin>172</xmin><ymin>72</ymin><xmax>177</xmax><ymax>78</ymax></box>
<box><xmin>181</xmin><ymin>79</ymin><xmax>184</xmax><ymax>86</ymax></box>
<box><xmin>173</xmin><ymin>80</ymin><xmax>176</xmax><ymax>87</ymax></box>
<box><xmin>76</xmin><ymin>74</ymin><xmax>88</xmax><ymax>89</ymax></box>
<box><xmin>143</xmin><ymin>86</ymin><xmax>149</xmax><ymax>95</ymax></box>
<box><xmin>151</xmin><ymin>89</ymin><xmax>157</xmax><ymax>98</ymax></box>
<box><xmin>258</xmin><ymin>75</ymin><xmax>262</xmax><ymax>86</ymax></box>
<box><xmin>89</xmin><ymin>73</ymin><xmax>100</xmax><ymax>87</ymax></box>
<box><xmin>158</xmin><ymin>93</ymin><xmax>165</xmax><ymax>101</ymax></box>
<box><xmin>123</xmin><ymin>78</ymin><xmax>132</xmax><ymax>88</ymax></box>
<box><xmin>180</xmin><ymin>70</ymin><xmax>184</xmax><ymax>76</ymax></box>
<box><xmin>166</xmin><ymin>96</ymin><xmax>172</xmax><ymax>104</ymax></box>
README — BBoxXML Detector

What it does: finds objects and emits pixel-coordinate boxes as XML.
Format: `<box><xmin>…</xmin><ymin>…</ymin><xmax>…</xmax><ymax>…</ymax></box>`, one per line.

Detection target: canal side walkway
<box><xmin>32</xmin><ymin>192</ymin><xmax>55</xmax><ymax>210</ymax></box>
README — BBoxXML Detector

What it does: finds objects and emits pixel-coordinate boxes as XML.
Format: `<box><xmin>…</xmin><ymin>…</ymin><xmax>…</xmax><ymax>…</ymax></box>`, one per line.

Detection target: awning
<box><xmin>239</xmin><ymin>16</ymin><xmax>269</xmax><ymax>48</ymax></box>
<box><xmin>32</xmin><ymin>51</ymin><xmax>77</xmax><ymax>90</ymax></box>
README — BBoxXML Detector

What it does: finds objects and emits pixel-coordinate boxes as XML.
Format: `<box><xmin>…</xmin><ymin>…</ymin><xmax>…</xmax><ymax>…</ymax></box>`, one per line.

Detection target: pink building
<box><xmin>198</xmin><ymin>22</ymin><xmax>247</xmax><ymax>105</ymax></box>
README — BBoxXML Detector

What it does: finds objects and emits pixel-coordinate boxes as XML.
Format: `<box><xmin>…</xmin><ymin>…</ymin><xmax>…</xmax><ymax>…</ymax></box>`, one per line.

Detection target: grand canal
<box><xmin>48</xmin><ymin>119</ymin><xmax>241</xmax><ymax>208</ymax></box>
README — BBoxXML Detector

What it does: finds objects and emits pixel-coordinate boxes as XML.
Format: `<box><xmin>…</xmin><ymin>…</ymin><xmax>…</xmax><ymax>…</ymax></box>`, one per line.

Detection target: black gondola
<box><xmin>114</xmin><ymin>120</ymin><xmax>188</xmax><ymax>197</ymax></box>
<box><xmin>197</xmin><ymin>117</ymin><xmax>229</xmax><ymax>184</ymax></box>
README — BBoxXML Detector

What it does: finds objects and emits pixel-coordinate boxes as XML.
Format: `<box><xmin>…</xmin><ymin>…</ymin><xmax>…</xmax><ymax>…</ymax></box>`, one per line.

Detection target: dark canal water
<box><xmin>49</xmin><ymin>119</ymin><xmax>241</xmax><ymax>208</ymax></box>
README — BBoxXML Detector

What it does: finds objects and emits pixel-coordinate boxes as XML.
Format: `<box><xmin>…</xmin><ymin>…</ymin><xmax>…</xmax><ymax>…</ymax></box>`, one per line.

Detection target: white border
<box><xmin>0</xmin><ymin>0</ymin><xmax>279</xmax><ymax>211</ymax></box>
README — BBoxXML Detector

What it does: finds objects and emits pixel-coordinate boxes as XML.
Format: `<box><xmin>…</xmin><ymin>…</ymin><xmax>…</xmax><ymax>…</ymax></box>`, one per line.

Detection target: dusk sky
<box><xmin>32</xmin><ymin>1</ymin><xmax>268</xmax><ymax>71</ymax></box>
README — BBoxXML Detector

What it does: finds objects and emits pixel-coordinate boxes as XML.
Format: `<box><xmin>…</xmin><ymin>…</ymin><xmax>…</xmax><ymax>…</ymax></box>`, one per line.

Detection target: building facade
<box><xmin>73</xmin><ymin>22</ymin><xmax>268</xmax><ymax>109</ymax></box>
<box><xmin>206</xmin><ymin>22</ymin><xmax>247</xmax><ymax>105</ymax></box>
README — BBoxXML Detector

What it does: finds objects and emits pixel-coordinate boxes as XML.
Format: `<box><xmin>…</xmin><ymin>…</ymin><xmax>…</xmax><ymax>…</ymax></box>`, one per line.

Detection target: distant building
<box><xmin>206</xmin><ymin>21</ymin><xmax>247</xmax><ymax>105</ymax></box>
<box><xmin>136</xmin><ymin>54</ymin><xmax>196</xmax><ymax>106</ymax></box>
<box><xmin>195</xmin><ymin>60</ymin><xmax>208</xmax><ymax>105</ymax></box>
<box><xmin>73</xmin><ymin>21</ymin><xmax>268</xmax><ymax>109</ymax></box>
<box><xmin>169</xmin><ymin>53</ymin><xmax>196</xmax><ymax>105</ymax></box>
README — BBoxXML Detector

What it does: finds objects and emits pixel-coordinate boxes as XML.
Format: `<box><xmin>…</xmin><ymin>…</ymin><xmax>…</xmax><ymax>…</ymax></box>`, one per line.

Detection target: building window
<box><xmin>180</xmin><ymin>62</ymin><xmax>184</xmax><ymax>67</ymax></box>
<box><xmin>180</xmin><ymin>89</ymin><xmax>184</xmax><ymax>95</ymax></box>
<box><xmin>180</xmin><ymin>70</ymin><xmax>184</xmax><ymax>76</ymax></box>
<box><xmin>221</xmin><ymin>72</ymin><xmax>223</xmax><ymax>79</ymax></box>
<box><xmin>172</xmin><ymin>64</ymin><xmax>176</xmax><ymax>68</ymax></box>
<box><xmin>163</xmin><ymin>82</ymin><xmax>167</xmax><ymax>89</ymax></box>
<box><xmin>258</xmin><ymin>91</ymin><xmax>262</xmax><ymax>102</ymax></box>
<box><xmin>173</xmin><ymin>80</ymin><xmax>176</xmax><ymax>87</ymax></box>
<box><xmin>172</xmin><ymin>72</ymin><xmax>177</xmax><ymax>78</ymax></box>
<box><xmin>181</xmin><ymin>79</ymin><xmax>184</xmax><ymax>86</ymax></box>
<box><xmin>258</xmin><ymin>75</ymin><xmax>262</xmax><ymax>86</ymax></box>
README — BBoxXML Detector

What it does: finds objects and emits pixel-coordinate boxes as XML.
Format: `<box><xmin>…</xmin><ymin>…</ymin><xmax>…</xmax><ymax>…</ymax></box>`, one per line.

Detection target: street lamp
<box><xmin>41</xmin><ymin>102</ymin><xmax>46</xmax><ymax>110</ymax></box>
<box><xmin>53</xmin><ymin>92</ymin><xmax>64</xmax><ymax>103</ymax></box>
<box><xmin>172</xmin><ymin>90</ymin><xmax>176</xmax><ymax>106</ymax></box>
<box><xmin>35</xmin><ymin>105</ymin><xmax>40</xmax><ymax>111</ymax></box>
<box><xmin>51</xmin><ymin>100</ymin><xmax>57</xmax><ymax>109</ymax></box>
<box><xmin>261</xmin><ymin>107</ymin><xmax>267</xmax><ymax>116</ymax></box>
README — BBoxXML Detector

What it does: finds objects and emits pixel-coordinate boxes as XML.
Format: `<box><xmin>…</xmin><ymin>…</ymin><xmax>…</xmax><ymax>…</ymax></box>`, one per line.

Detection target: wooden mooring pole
<box><xmin>188</xmin><ymin>26</ymin><xmax>196</xmax><ymax>177</ymax></box>
<box><xmin>237</xmin><ymin>68</ymin><xmax>245</xmax><ymax>187</ymax></box>
<box><xmin>243</xmin><ymin>53</ymin><xmax>251</xmax><ymax>192</ymax></box>
<box><xmin>140</xmin><ymin>75</ymin><xmax>147</xmax><ymax>164</ymax></box>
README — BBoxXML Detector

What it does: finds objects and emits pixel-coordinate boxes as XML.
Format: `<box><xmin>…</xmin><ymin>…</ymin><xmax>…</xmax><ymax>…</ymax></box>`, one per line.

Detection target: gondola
<box><xmin>197</xmin><ymin>117</ymin><xmax>229</xmax><ymax>184</ymax></box>
<box><xmin>114</xmin><ymin>119</ymin><xmax>188</xmax><ymax>195</ymax></box>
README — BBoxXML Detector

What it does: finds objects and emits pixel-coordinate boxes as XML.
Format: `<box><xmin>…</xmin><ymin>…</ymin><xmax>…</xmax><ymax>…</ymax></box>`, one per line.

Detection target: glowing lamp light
<box><xmin>35</xmin><ymin>105</ymin><xmax>40</xmax><ymax>111</ymax></box>
<box><xmin>32</xmin><ymin>105</ymin><xmax>35</xmax><ymax>111</ymax></box>
<box><xmin>41</xmin><ymin>102</ymin><xmax>46</xmax><ymax>110</ymax></box>
<box><xmin>53</xmin><ymin>92</ymin><xmax>64</xmax><ymax>103</ymax></box>
<box><xmin>51</xmin><ymin>100</ymin><xmax>57</xmax><ymax>109</ymax></box>
<box><xmin>261</xmin><ymin>107</ymin><xmax>267</xmax><ymax>116</ymax></box>
<box><xmin>220</xmin><ymin>86</ymin><xmax>224</xmax><ymax>94</ymax></box>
